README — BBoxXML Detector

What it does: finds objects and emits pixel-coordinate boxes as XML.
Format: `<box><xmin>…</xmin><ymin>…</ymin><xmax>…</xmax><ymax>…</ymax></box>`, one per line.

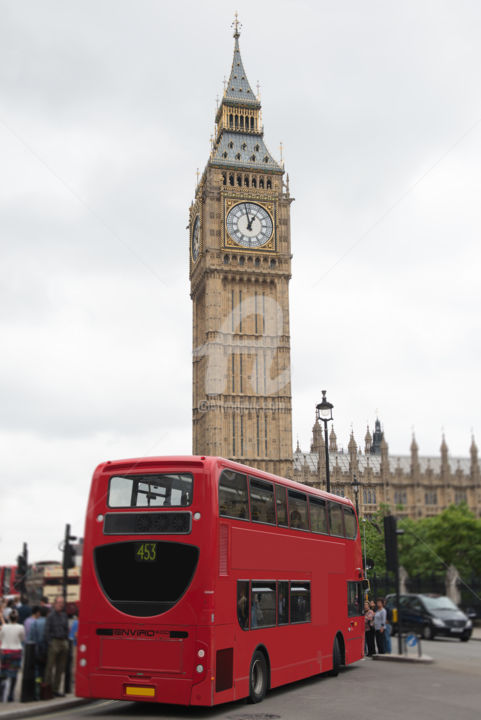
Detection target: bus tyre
<box><xmin>248</xmin><ymin>650</ymin><xmax>268</xmax><ymax>703</ymax></box>
<box><xmin>328</xmin><ymin>637</ymin><xmax>341</xmax><ymax>677</ymax></box>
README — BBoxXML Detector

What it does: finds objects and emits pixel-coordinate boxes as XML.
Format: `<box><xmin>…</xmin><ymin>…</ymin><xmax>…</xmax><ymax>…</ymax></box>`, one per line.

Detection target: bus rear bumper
<box><xmin>80</xmin><ymin>673</ymin><xmax>196</xmax><ymax>705</ymax></box>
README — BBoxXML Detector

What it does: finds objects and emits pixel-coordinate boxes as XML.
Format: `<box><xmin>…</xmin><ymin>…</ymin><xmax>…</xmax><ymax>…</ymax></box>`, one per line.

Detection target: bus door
<box><xmin>346</xmin><ymin>581</ymin><xmax>364</xmax><ymax>661</ymax></box>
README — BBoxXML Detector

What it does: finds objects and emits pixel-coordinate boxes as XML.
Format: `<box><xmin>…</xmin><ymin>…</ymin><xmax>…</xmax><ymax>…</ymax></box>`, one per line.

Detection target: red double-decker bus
<box><xmin>76</xmin><ymin>456</ymin><xmax>365</xmax><ymax>706</ymax></box>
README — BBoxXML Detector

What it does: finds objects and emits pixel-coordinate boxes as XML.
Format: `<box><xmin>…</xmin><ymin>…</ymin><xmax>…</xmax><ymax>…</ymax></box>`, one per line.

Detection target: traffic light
<box><xmin>383</xmin><ymin>515</ymin><xmax>399</xmax><ymax>572</ymax></box>
<box><xmin>14</xmin><ymin>542</ymin><xmax>28</xmax><ymax>593</ymax></box>
<box><xmin>62</xmin><ymin>524</ymin><xmax>77</xmax><ymax>571</ymax></box>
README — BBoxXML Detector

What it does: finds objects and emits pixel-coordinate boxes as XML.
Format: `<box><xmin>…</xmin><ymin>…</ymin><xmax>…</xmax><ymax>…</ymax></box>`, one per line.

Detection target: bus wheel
<box><xmin>248</xmin><ymin>650</ymin><xmax>268</xmax><ymax>703</ymax></box>
<box><xmin>328</xmin><ymin>636</ymin><xmax>341</xmax><ymax>677</ymax></box>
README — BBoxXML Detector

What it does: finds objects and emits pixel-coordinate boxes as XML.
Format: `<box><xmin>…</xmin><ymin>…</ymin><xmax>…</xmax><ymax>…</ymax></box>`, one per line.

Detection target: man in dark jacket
<box><xmin>44</xmin><ymin>596</ymin><xmax>69</xmax><ymax>697</ymax></box>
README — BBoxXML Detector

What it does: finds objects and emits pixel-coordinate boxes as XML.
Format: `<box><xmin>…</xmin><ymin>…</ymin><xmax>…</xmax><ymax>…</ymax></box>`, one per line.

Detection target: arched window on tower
<box><xmin>240</xmin><ymin>116</ymin><xmax>244</xmax><ymax>129</ymax></box>
<box><xmin>251</xmin><ymin>117</ymin><xmax>254</xmax><ymax>130</ymax></box>
<box><xmin>229</xmin><ymin>173</ymin><xmax>234</xmax><ymax>186</ymax></box>
<box><xmin>252</xmin><ymin>176</ymin><xmax>257</xmax><ymax>188</ymax></box>
<box><xmin>222</xmin><ymin>172</ymin><xmax>227</xmax><ymax>185</ymax></box>
<box><xmin>267</xmin><ymin>178</ymin><xmax>272</xmax><ymax>189</ymax></box>
<box><xmin>235</xmin><ymin>115</ymin><xmax>239</xmax><ymax>129</ymax></box>
<box><xmin>244</xmin><ymin>175</ymin><xmax>249</xmax><ymax>187</ymax></box>
<box><xmin>237</xmin><ymin>174</ymin><xmax>242</xmax><ymax>187</ymax></box>
<box><xmin>259</xmin><ymin>178</ymin><xmax>264</xmax><ymax>188</ymax></box>
<box><xmin>229</xmin><ymin>114</ymin><xmax>233</xmax><ymax>128</ymax></box>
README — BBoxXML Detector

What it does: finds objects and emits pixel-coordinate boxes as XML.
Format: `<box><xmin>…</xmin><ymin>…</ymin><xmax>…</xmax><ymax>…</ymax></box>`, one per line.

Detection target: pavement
<box><xmin>1</xmin><ymin>625</ymin><xmax>480</xmax><ymax>719</ymax></box>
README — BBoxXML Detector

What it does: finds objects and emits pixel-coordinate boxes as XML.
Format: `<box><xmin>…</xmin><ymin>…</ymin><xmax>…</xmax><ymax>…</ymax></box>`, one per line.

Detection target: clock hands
<box><xmin>244</xmin><ymin>202</ymin><xmax>254</xmax><ymax>231</ymax></box>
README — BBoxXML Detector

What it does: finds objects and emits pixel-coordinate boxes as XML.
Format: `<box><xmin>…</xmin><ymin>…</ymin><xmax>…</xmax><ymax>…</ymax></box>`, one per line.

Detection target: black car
<box><xmin>385</xmin><ymin>593</ymin><xmax>472</xmax><ymax>641</ymax></box>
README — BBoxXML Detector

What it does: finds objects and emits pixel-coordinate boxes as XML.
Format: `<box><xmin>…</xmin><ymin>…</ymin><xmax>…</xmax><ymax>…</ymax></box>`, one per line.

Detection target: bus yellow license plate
<box><xmin>125</xmin><ymin>685</ymin><xmax>155</xmax><ymax>698</ymax></box>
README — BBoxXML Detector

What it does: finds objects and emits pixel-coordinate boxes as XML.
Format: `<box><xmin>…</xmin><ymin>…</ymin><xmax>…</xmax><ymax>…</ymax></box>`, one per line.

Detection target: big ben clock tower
<box><xmin>190</xmin><ymin>17</ymin><xmax>293</xmax><ymax>478</ymax></box>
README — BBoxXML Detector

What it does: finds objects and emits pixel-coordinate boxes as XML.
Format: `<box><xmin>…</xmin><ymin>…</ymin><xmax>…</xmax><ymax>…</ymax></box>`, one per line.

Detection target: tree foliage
<box><xmin>361</xmin><ymin>504</ymin><xmax>481</xmax><ymax>582</ymax></box>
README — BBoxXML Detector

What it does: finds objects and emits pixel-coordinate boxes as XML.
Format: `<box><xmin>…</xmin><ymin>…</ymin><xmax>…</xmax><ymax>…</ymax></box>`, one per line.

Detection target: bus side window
<box><xmin>328</xmin><ymin>501</ymin><xmax>344</xmax><ymax>537</ymax></box>
<box><xmin>309</xmin><ymin>497</ymin><xmax>328</xmax><ymax>534</ymax></box>
<box><xmin>290</xmin><ymin>582</ymin><xmax>311</xmax><ymax>623</ymax></box>
<box><xmin>278</xmin><ymin>581</ymin><xmax>289</xmax><ymax>625</ymax></box>
<box><xmin>288</xmin><ymin>490</ymin><xmax>308</xmax><ymax>529</ymax></box>
<box><xmin>249</xmin><ymin>478</ymin><xmax>275</xmax><ymax>524</ymax></box>
<box><xmin>251</xmin><ymin>582</ymin><xmax>276</xmax><ymax>627</ymax></box>
<box><xmin>219</xmin><ymin>470</ymin><xmax>249</xmax><ymax>519</ymax></box>
<box><xmin>275</xmin><ymin>485</ymin><xmax>288</xmax><ymax>526</ymax></box>
<box><xmin>343</xmin><ymin>507</ymin><xmax>357</xmax><ymax>539</ymax></box>
<box><xmin>237</xmin><ymin>580</ymin><xmax>249</xmax><ymax>630</ymax></box>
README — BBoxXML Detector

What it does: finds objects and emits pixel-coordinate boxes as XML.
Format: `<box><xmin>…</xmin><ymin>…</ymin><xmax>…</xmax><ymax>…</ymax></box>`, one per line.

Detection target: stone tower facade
<box><xmin>190</xmin><ymin>21</ymin><xmax>293</xmax><ymax>477</ymax></box>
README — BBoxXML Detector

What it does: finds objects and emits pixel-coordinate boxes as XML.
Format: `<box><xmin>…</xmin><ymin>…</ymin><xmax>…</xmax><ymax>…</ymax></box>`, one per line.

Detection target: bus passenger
<box><xmin>251</xmin><ymin>594</ymin><xmax>263</xmax><ymax>627</ymax></box>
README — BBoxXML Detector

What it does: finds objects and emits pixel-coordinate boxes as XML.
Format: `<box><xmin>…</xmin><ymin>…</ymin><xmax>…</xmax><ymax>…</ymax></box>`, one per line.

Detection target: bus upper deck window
<box><xmin>219</xmin><ymin>470</ymin><xmax>249</xmax><ymax>519</ymax></box>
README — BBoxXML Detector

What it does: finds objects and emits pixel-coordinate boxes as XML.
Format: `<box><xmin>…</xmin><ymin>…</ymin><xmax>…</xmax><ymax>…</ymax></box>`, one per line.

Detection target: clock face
<box><xmin>191</xmin><ymin>215</ymin><xmax>200</xmax><ymax>261</ymax></box>
<box><xmin>226</xmin><ymin>202</ymin><xmax>273</xmax><ymax>248</ymax></box>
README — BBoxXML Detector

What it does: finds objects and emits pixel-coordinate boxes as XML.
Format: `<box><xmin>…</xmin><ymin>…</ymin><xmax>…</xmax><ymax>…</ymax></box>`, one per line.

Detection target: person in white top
<box><xmin>0</xmin><ymin>610</ymin><xmax>25</xmax><ymax>702</ymax></box>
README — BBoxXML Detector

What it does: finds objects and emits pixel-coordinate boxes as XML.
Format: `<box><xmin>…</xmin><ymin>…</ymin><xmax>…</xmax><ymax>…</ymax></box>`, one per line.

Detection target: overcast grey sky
<box><xmin>1</xmin><ymin>0</ymin><xmax>480</xmax><ymax>564</ymax></box>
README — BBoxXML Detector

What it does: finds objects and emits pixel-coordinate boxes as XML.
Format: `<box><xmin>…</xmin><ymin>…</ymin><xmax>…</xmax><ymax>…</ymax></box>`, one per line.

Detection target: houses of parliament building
<box><xmin>189</xmin><ymin>18</ymin><xmax>480</xmax><ymax>520</ymax></box>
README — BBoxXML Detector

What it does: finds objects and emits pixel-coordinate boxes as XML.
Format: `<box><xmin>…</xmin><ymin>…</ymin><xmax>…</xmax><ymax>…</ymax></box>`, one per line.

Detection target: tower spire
<box><xmin>211</xmin><ymin>21</ymin><xmax>282</xmax><ymax>172</ymax></box>
<box><xmin>232</xmin><ymin>11</ymin><xmax>241</xmax><ymax>39</ymax></box>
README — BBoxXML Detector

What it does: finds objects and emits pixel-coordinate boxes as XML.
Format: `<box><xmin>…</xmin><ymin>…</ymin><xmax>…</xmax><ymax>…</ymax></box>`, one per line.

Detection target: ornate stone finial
<box><xmin>232</xmin><ymin>11</ymin><xmax>242</xmax><ymax>38</ymax></box>
<box><xmin>280</xmin><ymin>141</ymin><xmax>284</xmax><ymax>164</ymax></box>
<box><xmin>196</xmin><ymin>167</ymin><xmax>200</xmax><ymax>184</ymax></box>
<box><xmin>256</xmin><ymin>80</ymin><xmax>261</xmax><ymax>99</ymax></box>
<box><xmin>223</xmin><ymin>75</ymin><xmax>227</xmax><ymax>94</ymax></box>
<box><xmin>215</xmin><ymin>94</ymin><xmax>219</xmax><ymax>109</ymax></box>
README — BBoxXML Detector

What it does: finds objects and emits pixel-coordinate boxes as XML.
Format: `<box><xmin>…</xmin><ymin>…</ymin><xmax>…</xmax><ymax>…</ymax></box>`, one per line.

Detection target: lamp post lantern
<box><xmin>351</xmin><ymin>473</ymin><xmax>360</xmax><ymax>518</ymax></box>
<box><xmin>315</xmin><ymin>390</ymin><xmax>333</xmax><ymax>493</ymax></box>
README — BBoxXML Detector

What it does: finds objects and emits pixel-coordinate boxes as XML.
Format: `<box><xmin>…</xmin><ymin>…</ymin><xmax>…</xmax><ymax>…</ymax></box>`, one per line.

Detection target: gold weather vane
<box><xmin>232</xmin><ymin>11</ymin><xmax>242</xmax><ymax>37</ymax></box>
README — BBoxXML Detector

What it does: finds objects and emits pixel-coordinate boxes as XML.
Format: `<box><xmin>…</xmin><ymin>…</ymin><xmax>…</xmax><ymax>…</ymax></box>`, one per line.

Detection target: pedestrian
<box><xmin>69</xmin><ymin>614</ymin><xmax>79</xmax><ymax>684</ymax></box>
<box><xmin>384</xmin><ymin>603</ymin><xmax>392</xmax><ymax>654</ymax></box>
<box><xmin>24</xmin><ymin>605</ymin><xmax>40</xmax><ymax>640</ymax></box>
<box><xmin>28</xmin><ymin>606</ymin><xmax>49</xmax><ymax>699</ymax></box>
<box><xmin>44</xmin><ymin>596</ymin><xmax>69</xmax><ymax>697</ymax></box>
<box><xmin>364</xmin><ymin>600</ymin><xmax>376</xmax><ymax>656</ymax></box>
<box><xmin>2</xmin><ymin>600</ymin><xmax>15</xmax><ymax>623</ymax></box>
<box><xmin>0</xmin><ymin>610</ymin><xmax>25</xmax><ymax>702</ymax></box>
<box><xmin>17</xmin><ymin>595</ymin><xmax>32</xmax><ymax>625</ymax></box>
<box><xmin>373</xmin><ymin>597</ymin><xmax>387</xmax><ymax>654</ymax></box>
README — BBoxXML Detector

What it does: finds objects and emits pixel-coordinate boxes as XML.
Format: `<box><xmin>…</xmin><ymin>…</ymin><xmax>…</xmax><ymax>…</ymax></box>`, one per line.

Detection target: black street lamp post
<box><xmin>315</xmin><ymin>390</ymin><xmax>333</xmax><ymax>493</ymax></box>
<box><xmin>351</xmin><ymin>473</ymin><xmax>360</xmax><ymax>518</ymax></box>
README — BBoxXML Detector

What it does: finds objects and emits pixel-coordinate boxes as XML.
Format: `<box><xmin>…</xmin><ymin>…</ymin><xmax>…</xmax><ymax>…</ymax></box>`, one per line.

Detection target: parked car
<box><xmin>385</xmin><ymin>593</ymin><xmax>472</xmax><ymax>642</ymax></box>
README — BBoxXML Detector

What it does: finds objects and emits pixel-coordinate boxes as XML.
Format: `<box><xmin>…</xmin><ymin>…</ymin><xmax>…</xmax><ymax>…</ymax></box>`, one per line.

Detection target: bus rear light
<box><xmin>194</xmin><ymin>512</ymin><xmax>201</xmax><ymax>520</ymax></box>
<box><xmin>97</xmin><ymin>514</ymin><xmax>104</xmax><ymax>522</ymax></box>
<box><xmin>79</xmin><ymin>659</ymin><xmax>87</xmax><ymax>667</ymax></box>
<box><xmin>197</xmin><ymin>649</ymin><xmax>205</xmax><ymax>658</ymax></box>
<box><xmin>196</xmin><ymin>665</ymin><xmax>204</xmax><ymax>673</ymax></box>
<box><xmin>79</xmin><ymin>644</ymin><xmax>87</xmax><ymax>653</ymax></box>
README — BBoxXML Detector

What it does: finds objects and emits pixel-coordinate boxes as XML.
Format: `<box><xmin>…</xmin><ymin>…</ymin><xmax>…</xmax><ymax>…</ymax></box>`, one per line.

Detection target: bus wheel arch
<box><xmin>328</xmin><ymin>632</ymin><xmax>344</xmax><ymax>677</ymax></box>
<box><xmin>248</xmin><ymin>645</ymin><xmax>270</xmax><ymax>703</ymax></box>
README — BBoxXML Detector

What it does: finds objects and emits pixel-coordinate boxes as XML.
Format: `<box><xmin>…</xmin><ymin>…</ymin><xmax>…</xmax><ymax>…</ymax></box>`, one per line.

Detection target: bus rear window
<box><xmin>219</xmin><ymin>470</ymin><xmax>249</xmax><ymax>519</ymax></box>
<box><xmin>108</xmin><ymin>473</ymin><xmax>193</xmax><ymax>508</ymax></box>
